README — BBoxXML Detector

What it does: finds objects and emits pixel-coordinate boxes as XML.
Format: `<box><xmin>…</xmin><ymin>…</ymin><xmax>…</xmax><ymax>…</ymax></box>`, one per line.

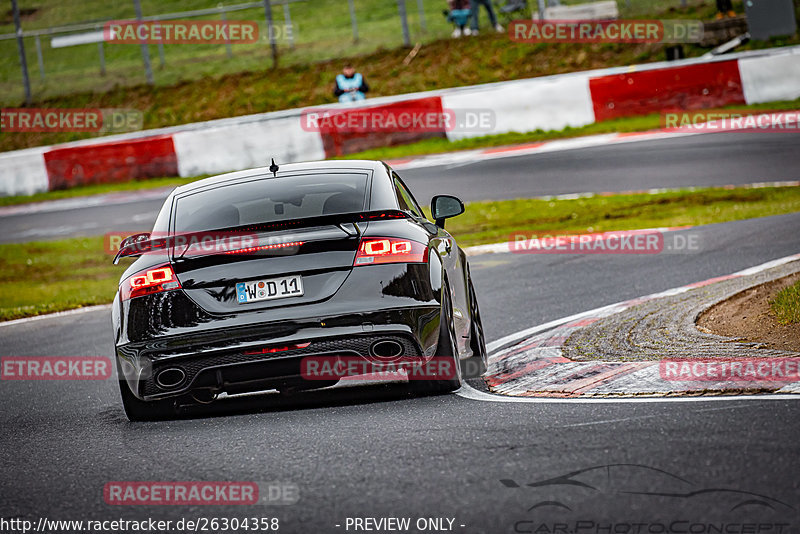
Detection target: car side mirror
<box><xmin>431</xmin><ymin>195</ymin><xmax>465</xmax><ymax>229</ymax></box>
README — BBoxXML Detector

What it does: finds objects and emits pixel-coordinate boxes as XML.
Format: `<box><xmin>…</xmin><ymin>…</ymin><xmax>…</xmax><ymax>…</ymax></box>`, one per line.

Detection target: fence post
<box><xmin>397</xmin><ymin>0</ymin><xmax>411</xmax><ymax>47</ymax></box>
<box><xmin>348</xmin><ymin>0</ymin><xmax>359</xmax><ymax>42</ymax></box>
<box><xmin>263</xmin><ymin>0</ymin><xmax>279</xmax><ymax>68</ymax></box>
<box><xmin>416</xmin><ymin>0</ymin><xmax>427</xmax><ymax>33</ymax></box>
<box><xmin>98</xmin><ymin>40</ymin><xmax>106</xmax><ymax>75</ymax></box>
<box><xmin>282</xmin><ymin>1</ymin><xmax>295</xmax><ymax>49</ymax></box>
<box><xmin>220</xmin><ymin>6</ymin><xmax>233</xmax><ymax>58</ymax></box>
<box><xmin>11</xmin><ymin>0</ymin><xmax>31</xmax><ymax>104</ymax></box>
<box><xmin>538</xmin><ymin>0</ymin><xmax>546</xmax><ymax>20</ymax></box>
<box><xmin>157</xmin><ymin>34</ymin><xmax>166</xmax><ymax>67</ymax></box>
<box><xmin>132</xmin><ymin>0</ymin><xmax>154</xmax><ymax>84</ymax></box>
<box><xmin>34</xmin><ymin>34</ymin><xmax>45</xmax><ymax>81</ymax></box>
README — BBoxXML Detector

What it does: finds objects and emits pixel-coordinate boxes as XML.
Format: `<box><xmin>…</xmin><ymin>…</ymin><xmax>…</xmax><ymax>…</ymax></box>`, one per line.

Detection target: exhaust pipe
<box><xmin>155</xmin><ymin>367</ymin><xmax>186</xmax><ymax>389</ymax></box>
<box><xmin>370</xmin><ymin>340</ymin><xmax>404</xmax><ymax>358</ymax></box>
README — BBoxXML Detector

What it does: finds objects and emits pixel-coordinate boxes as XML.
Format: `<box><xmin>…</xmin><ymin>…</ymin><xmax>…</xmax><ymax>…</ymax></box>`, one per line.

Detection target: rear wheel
<box><xmin>464</xmin><ymin>277</ymin><xmax>487</xmax><ymax>378</ymax></box>
<box><xmin>412</xmin><ymin>281</ymin><xmax>462</xmax><ymax>394</ymax></box>
<box><xmin>118</xmin><ymin>379</ymin><xmax>178</xmax><ymax>421</ymax></box>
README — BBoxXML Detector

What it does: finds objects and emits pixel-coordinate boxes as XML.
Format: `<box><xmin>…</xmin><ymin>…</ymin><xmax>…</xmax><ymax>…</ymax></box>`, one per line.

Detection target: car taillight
<box><xmin>354</xmin><ymin>238</ymin><xmax>428</xmax><ymax>266</ymax></box>
<box><xmin>120</xmin><ymin>264</ymin><xmax>181</xmax><ymax>301</ymax></box>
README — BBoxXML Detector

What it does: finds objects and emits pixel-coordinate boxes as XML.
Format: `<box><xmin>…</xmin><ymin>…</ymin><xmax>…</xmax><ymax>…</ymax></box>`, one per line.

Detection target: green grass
<box><xmin>771</xmin><ymin>279</ymin><xmax>800</xmax><ymax>325</ymax></box>
<box><xmin>0</xmin><ymin>237</ymin><xmax>128</xmax><ymax>321</ymax></box>
<box><xmin>340</xmin><ymin>99</ymin><xmax>800</xmax><ymax>161</ymax></box>
<box><xmin>0</xmin><ymin>176</ymin><xmax>203</xmax><ymax>207</ymax></box>
<box><xmin>441</xmin><ymin>186</ymin><xmax>800</xmax><ymax>246</ymax></box>
<box><xmin>2</xmin><ymin>184</ymin><xmax>799</xmax><ymax>321</ymax></box>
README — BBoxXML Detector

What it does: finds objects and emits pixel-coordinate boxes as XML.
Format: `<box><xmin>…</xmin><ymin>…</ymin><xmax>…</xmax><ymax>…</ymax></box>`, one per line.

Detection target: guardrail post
<box><xmin>11</xmin><ymin>0</ymin><xmax>31</xmax><ymax>104</ymax></box>
<box><xmin>34</xmin><ymin>34</ymin><xmax>45</xmax><ymax>81</ymax></box>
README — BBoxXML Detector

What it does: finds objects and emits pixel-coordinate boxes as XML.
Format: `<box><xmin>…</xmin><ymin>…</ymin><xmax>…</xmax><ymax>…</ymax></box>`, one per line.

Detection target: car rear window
<box><xmin>174</xmin><ymin>173</ymin><xmax>369</xmax><ymax>233</ymax></box>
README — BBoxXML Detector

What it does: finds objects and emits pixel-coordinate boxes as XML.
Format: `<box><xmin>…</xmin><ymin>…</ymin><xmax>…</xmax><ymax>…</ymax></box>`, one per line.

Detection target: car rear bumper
<box><xmin>117</xmin><ymin>306</ymin><xmax>440</xmax><ymax>401</ymax></box>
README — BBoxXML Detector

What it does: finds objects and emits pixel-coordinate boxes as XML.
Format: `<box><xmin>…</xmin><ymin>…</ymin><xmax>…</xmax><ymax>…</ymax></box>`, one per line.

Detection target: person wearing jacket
<box><xmin>334</xmin><ymin>64</ymin><xmax>369</xmax><ymax>103</ymax></box>
<box><xmin>446</xmin><ymin>0</ymin><xmax>471</xmax><ymax>37</ymax></box>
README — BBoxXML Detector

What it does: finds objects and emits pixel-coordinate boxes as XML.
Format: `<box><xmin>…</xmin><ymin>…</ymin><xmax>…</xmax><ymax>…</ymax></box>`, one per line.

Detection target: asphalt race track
<box><xmin>1</xmin><ymin>131</ymin><xmax>799</xmax><ymax>243</ymax></box>
<box><xmin>1</xmin><ymin>135</ymin><xmax>800</xmax><ymax>530</ymax></box>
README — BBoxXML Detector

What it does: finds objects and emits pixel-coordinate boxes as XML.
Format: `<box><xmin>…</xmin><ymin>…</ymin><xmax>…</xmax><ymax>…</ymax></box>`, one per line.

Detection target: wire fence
<box><xmin>1</xmin><ymin>0</ymin><xmax>704</xmax><ymax>106</ymax></box>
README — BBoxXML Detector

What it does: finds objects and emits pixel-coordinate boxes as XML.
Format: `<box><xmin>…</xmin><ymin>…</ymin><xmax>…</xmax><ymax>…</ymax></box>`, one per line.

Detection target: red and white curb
<box><xmin>479</xmin><ymin>253</ymin><xmax>800</xmax><ymax>398</ymax></box>
<box><xmin>3</xmin><ymin>47</ymin><xmax>799</xmax><ymax>196</ymax></box>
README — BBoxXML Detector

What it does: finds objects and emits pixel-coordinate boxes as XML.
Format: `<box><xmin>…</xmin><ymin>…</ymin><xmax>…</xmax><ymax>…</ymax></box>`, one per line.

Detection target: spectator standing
<box><xmin>466</xmin><ymin>0</ymin><xmax>503</xmax><ymax>35</ymax></box>
<box><xmin>334</xmin><ymin>64</ymin><xmax>369</xmax><ymax>103</ymax></box>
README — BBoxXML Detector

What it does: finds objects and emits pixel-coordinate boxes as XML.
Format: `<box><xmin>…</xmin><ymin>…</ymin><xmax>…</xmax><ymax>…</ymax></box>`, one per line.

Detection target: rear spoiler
<box><xmin>112</xmin><ymin>210</ymin><xmax>410</xmax><ymax>264</ymax></box>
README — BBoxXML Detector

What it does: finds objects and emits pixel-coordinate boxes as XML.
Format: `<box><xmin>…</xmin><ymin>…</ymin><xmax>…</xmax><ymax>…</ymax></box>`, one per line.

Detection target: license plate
<box><xmin>236</xmin><ymin>275</ymin><xmax>303</xmax><ymax>304</ymax></box>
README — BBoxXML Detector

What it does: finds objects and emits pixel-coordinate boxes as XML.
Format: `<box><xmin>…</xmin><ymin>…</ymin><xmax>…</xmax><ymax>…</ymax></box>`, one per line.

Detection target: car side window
<box><xmin>392</xmin><ymin>172</ymin><xmax>425</xmax><ymax>219</ymax></box>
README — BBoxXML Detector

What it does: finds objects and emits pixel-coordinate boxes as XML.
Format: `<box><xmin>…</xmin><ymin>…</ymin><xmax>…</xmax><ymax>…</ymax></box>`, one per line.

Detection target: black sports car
<box><xmin>112</xmin><ymin>160</ymin><xmax>486</xmax><ymax>420</ymax></box>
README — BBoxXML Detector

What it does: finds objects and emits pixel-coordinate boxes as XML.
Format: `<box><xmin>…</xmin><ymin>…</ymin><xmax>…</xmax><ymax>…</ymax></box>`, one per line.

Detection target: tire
<box><xmin>118</xmin><ymin>379</ymin><xmax>178</xmax><ymax>421</ymax></box>
<box><xmin>464</xmin><ymin>277</ymin><xmax>487</xmax><ymax>378</ymax></box>
<box><xmin>412</xmin><ymin>281</ymin><xmax>462</xmax><ymax>394</ymax></box>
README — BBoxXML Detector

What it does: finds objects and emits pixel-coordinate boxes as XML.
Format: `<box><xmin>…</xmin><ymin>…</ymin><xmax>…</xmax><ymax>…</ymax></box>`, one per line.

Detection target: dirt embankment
<box><xmin>697</xmin><ymin>272</ymin><xmax>800</xmax><ymax>352</ymax></box>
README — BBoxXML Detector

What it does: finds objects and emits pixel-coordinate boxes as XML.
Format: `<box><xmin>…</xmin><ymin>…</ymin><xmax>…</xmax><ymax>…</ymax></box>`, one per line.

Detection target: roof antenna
<box><xmin>269</xmin><ymin>158</ymin><xmax>279</xmax><ymax>177</ymax></box>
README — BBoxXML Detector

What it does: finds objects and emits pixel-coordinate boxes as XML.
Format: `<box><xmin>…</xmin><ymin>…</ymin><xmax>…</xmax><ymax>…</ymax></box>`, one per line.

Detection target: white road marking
<box><xmin>0</xmin><ymin>304</ymin><xmax>112</xmax><ymax>328</ymax></box>
<box><xmin>131</xmin><ymin>212</ymin><xmax>158</xmax><ymax>223</ymax></box>
<box><xmin>558</xmin><ymin>414</ymin><xmax>662</xmax><ymax>427</ymax></box>
<box><xmin>455</xmin><ymin>382</ymin><xmax>800</xmax><ymax>403</ymax></box>
<box><xmin>392</xmin><ymin>114</ymin><xmax>797</xmax><ymax>172</ymax></box>
<box><xmin>0</xmin><ymin>187</ymin><xmax>174</xmax><ymax>218</ymax></box>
